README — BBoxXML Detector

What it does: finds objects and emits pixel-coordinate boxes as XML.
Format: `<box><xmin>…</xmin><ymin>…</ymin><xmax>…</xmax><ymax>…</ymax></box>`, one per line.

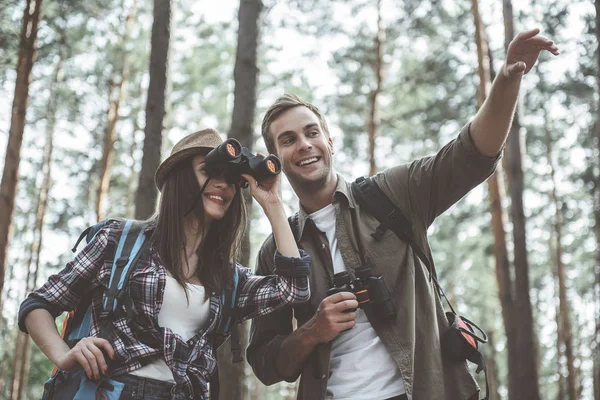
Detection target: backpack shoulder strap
<box><xmin>64</xmin><ymin>219</ymin><xmax>123</xmax><ymax>344</ymax></box>
<box><xmin>351</xmin><ymin>176</ymin><xmax>414</xmax><ymax>243</ymax></box>
<box><xmin>351</xmin><ymin>176</ymin><xmax>458</xmax><ymax>312</ymax></box>
<box><xmin>66</xmin><ymin>219</ymin><xmax>150</xmax><ymax>342</ymax></box>
<box><xmin>351</xmin><ymin>177</ymin><xmax>444</xmax><ymax>289</ymax></box>
<box><xmin>99</xmin><ymin>220</ymin><xmax>150</xmax><ymax>331</ymax></box>
<box><xmin>216</xmin><ymin>264</ymin><xmax>243</xmax><ymax>362</ymax></box>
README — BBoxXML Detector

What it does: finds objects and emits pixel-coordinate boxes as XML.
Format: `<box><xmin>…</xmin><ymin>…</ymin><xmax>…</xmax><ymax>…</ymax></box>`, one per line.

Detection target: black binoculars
<box><xmin>327</xmin><ymin>265</ymin><xmax>396</xmax><ymax>320</ymax></box>
<box><xmin>205</xmin><ymin>138</ymin><xmax>282</xmax><ymax>187</ymax></box>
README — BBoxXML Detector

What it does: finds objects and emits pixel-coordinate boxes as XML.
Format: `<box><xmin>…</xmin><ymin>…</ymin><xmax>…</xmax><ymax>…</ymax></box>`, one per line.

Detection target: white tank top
<box><xmin>130</xmin><ymin>274</ymin><xmax>210</xmax><ymax>382</ymax></box>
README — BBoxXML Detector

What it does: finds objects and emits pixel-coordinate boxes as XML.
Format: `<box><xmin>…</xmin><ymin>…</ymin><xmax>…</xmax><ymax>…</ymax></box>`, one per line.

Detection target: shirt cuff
<box><xmin>273</xmin><ymin>249</ymin><xmax>311</xmax><ymax>278</ymax></box>
<box><xmin>460</xmin><ymin>122</ymin><xmax>503</xmax><ymax>164</ymax></box>
<box><xmin>18</xmin><ymin>295</ymin><xmax>63</xmax><ymax>334</ymax></box>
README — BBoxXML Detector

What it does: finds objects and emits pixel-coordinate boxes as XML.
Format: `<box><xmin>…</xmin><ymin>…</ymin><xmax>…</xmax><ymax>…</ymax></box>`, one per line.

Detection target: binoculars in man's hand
<box><xmin>327</xmin><ymin>265</ymin><xmax>396</xmax><ymax>321</ymax></box>
<box><xmin>205</xmin><ymin>138</ymin><xmax>282</xmax><ymax>187</ymax></box>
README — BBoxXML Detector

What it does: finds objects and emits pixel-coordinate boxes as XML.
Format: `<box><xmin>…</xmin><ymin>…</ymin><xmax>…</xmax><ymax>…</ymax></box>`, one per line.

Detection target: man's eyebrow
<box><xmin>276</xmin><ymin>123</ymin><xmax>320</xmax><ymax>141</ymax></box>
<box><xmin>276</xmin><ymin>130</ymin><xmax>295</xmax><ymax>142</ymax></box>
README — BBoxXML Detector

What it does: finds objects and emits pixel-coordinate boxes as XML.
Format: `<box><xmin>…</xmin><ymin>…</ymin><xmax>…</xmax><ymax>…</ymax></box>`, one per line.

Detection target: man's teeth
<box><xmin>298</xmin><ymin>157</ymin><xmax>318</xmax><ymax>166</ymax></box>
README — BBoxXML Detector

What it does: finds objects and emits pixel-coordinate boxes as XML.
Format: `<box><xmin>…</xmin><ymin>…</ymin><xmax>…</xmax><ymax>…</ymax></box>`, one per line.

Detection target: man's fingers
<box><xmin>324</xmin><ymin>291</ymin><xmax>356</xmax><ymax>304</ymax></box>
<box><xmin>334</xmin><ymin>299</ymin><xmax>359</xmax><ymax>312</ymax></box>
<box><xmin>338</xmin><ymin>320</ymin><xmax>356</xmax><ymax>332</ymax></box>
<box><xmin>517</xmin><ymin>28</ymin><xmax>540</xmax><ymax>41</ymax></box>
<box><xmin>507</xmin><ymin>62</ymin><xmax>526</xmax><ymax>76</ymax></box>
<box><xmin>336</xmin><ymin>311</ymin><xmax>357</xmax><ymax>322</ymax></box>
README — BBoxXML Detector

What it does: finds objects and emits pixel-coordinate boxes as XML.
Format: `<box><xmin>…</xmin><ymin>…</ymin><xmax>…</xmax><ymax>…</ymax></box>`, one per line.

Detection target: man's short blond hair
<box><xmin>261</xmin><ymin>94</ymin><xmax>330</xmax><ymax>155</ymax></box>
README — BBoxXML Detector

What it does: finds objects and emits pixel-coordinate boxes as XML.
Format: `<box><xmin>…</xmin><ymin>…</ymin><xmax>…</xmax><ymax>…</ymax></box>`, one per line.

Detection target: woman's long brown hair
<box><xmin>150</xmin><ymin>153</ymin><xmax>247</xmax><ymax>298</ymax></box>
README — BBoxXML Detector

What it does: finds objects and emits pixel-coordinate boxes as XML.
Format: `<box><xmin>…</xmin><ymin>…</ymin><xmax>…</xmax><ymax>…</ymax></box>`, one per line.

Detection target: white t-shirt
<box><xmin>310</xmin><ymin>204</ymin><xmax>406</xmax><ymax>400</ymax></box>
<box><xmin>130</xmin><ymin>274</ymin><xmax>210</xmax><ymax>382</ymax></box>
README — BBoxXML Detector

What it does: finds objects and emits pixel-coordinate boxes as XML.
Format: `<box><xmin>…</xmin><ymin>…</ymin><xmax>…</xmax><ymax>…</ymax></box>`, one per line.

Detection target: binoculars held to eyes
<box><xmin>327</xmin><ymin>265</ymin><xmax>396</xmax><ymax>321</ymax></box>
<box><xmin>205</xmin><ymin>138</ymin><xmax>282</xmax><ymax>187</ymax></box>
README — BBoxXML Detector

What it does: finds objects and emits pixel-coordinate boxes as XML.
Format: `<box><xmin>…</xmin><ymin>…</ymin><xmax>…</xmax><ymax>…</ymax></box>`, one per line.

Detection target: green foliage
<box><xmin>0</xmin><ymin>0</ymin><xmax>21</xmax><ymax>84</ymax></box>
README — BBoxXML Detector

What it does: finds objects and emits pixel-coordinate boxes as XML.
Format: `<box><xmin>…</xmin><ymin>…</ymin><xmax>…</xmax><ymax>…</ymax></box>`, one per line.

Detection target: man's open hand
<box><xmin>504</xmin><ymin>28</ymin><xmax>559</xmax><ymax>77</ymax></box>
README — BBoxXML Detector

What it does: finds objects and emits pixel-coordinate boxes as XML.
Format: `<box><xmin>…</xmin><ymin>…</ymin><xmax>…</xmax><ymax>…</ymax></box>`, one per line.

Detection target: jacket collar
<box><xmin>292</xmin><ymin>174</ymin><xmax>357</xmax><ymax>241</ymax></box>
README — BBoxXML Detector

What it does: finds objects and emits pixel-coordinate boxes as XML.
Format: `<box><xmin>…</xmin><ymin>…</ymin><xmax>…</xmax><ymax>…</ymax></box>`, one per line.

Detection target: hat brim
<box><xmin>154</xmin><ymin>146</ymin><xmax>213</xmax><ymax>191</ymax></box>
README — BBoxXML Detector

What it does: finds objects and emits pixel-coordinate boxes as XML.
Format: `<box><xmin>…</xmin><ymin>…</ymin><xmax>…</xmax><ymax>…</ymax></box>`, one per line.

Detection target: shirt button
<box><xmin>321</xmin><ymin>244</ymin><xmax>326</xmax><ymax>249</ymax></box>
<box><xmin>321</xmin><ymin>374</ymin><xmax>326</xmax><ymax>379</ymax></box>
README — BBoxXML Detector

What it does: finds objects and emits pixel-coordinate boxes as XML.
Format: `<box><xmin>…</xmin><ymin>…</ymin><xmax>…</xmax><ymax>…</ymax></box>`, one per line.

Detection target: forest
<box><xmin>0</xmin><ymin>0</ymin><xmax>598</xmax><ymax>399</ymax></box>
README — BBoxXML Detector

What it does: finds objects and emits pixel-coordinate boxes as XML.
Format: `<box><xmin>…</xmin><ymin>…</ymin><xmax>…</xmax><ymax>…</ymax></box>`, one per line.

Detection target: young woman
<box><xmin>18</xmin><ymin>128</ymin><xmax>311</xmax><ymax>400</ymax></box>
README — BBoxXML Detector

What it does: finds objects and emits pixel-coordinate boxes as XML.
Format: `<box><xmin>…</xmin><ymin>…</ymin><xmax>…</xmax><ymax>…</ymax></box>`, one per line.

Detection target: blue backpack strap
<box><xmin>98</xmin><ymin>220</ymin><xmax>149</xmax><ymax>338</ymax></box>
<box><xmin>216</xmin><ymin>265</ymin><xmax>243</xmax><ymax>362</ymax></box>
<box><xmin>66</xmin><ymin>219</ymin><xmax>149</xmax><ymax>344</ymax></box>
<box><xmin>66</xmin><ymin>219</ymin><xmax>117</xmax><ymax>344</ymax></box>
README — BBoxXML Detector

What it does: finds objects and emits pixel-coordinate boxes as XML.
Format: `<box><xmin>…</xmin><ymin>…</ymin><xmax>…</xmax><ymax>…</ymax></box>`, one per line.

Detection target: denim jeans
<box><xmin>112</xmin><ymin>374</ymin><xmax>175</xmax><ymax>400</ymax></box>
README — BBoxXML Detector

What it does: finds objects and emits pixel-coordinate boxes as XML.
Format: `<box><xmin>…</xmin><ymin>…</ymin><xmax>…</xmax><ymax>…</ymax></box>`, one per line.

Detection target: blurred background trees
<box><xmin>0</xmin><ymin>0</ymin><xmax>598</xmax><ymax>399</ymax></box>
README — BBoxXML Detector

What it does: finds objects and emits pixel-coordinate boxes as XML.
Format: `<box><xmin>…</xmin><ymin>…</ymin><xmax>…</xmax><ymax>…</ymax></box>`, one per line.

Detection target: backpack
<box><xmin>43</xmin><ymin>219</ymin><xmax>242</xmax><ymax>400</ymax></box>
<box><xmin>351</xmin><ymin>176</ymin><xmax>489</xmax><ymax>400</ymax></box>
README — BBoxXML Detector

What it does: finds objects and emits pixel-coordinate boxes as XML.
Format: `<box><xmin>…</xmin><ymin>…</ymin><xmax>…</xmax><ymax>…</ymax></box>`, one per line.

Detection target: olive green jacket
<box><xmin>247</xmin><ymin>124</ymin><xmax>500</xmax><ymax>400</ymax></box>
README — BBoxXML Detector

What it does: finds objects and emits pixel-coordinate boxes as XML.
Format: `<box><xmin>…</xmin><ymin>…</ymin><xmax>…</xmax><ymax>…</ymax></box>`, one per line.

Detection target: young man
<box><xmin>247</xmin><ymin>29</ymin><xmax>558</xmax><ymax>400</ymax></box>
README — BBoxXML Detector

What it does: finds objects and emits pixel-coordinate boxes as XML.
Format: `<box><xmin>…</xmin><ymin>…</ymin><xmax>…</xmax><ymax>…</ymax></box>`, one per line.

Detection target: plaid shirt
<box><xmin>19</xmin><ymin>220</ymin><xmax>311</xmax><ymax>399</ymax></box>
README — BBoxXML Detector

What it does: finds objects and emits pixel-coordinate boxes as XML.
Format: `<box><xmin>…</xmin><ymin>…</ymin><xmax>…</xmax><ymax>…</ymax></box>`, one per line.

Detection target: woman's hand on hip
<box><xmin>55</xmin><ymin>336</ymin><xmax>115</xmax><ymax>380</ymax></box>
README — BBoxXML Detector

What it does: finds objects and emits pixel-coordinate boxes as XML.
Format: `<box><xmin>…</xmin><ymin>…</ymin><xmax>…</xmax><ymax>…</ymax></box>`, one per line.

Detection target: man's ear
<box><xmin>328</xmin><ymin>137</ymin><xmax>334</xmax><ymax>154</ymax></box>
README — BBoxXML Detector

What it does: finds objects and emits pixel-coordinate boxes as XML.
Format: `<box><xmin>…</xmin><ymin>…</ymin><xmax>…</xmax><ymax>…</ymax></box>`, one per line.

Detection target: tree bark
<box><xmin>11</xmin><ymin>52</ymin><xmax>59</xmax><ymax>400</ymax></box>
<box><xmin>135</xmin><ymin>0</ymin><xmax>172</xmax><ymax>220</ymax></box>
<box><xmin>217</xmin><ymin>1</ymin><xmax>263</xmax><ymax>399</ymax></box>
<box><xmin>471</xmin><ymin>1</ymin><xmax>520</xmax><ymax>397</ymax></box>
<box><xmin>501</xmin><ymin>3</ymin><xmax>540</xmax><ymax>399</ymax></box>
<box><xmin>367</xmin><ymin>0</ymin><xmax>383</xmax><ymax>177</ymax></box>
<box><xmin>0</xmin><ymin>0</ymin><xmax>44</xmax><ymax>322</ymax></box>
<box><xmin>542</xmin><ymin>102</ymin><xmax>578</xmax><ymax>400</ymax></box>
<box><xmin>486</xmin><ymin>331</ymin><xmax>501</xmax><ymax>400</ymax></box>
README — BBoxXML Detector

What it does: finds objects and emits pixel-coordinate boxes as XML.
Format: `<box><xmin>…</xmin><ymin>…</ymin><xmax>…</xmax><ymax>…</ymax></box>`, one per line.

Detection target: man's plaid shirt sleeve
<box><xmin>235</xmin><ymin>249</ymin><xmax>311</xmax><ymax>323</ymax></box>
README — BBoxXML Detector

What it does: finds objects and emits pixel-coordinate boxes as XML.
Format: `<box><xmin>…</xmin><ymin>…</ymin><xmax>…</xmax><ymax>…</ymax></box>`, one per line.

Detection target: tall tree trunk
<box><xmin>486</xmin><ymin>331</ymin><xmax>501</xmax><ymax>400</ymax></box>
<box><xmin>95</xmin><ymin>0</ymin><xmax>137</xmax><ymax>221</ymax></box>
<box><xmin>0</xmin><ymin>0</ymin><xmax>44</xmax><ymax>321</ymax></box>
<box><xmin>127</xmin><ymin>116</ymin><xmax>142</xmax><ymax>218</ymax></box>
<box><xmin>555</xmin><ymin>302</ymin><xmax>566</xmax><ymax>400</ymax></box>
<box><xmin>367</xmin><ymin>0</ymin><xmax>383</xmax><ymax>177</ymax></box>
<box><xmin>135</xmin><ymin>0</ymin><xmax>171</xmax><ymax>220</ymax></box>
<box><xmin>593</xmin><ymin>2</ymin><xmax>600</xmax><ymax>399</ymax></box>
<box><xmin>543</xmin><ymin>102</ymin><xmax>578</xmax><ymax>400</ymax></box>
<box><xmin>10</xmin><ymin>54</ymin><xmax>59</xmax><ymax>400</ymax></box>
<box><xmin>217</xmin><ymin>1</ymin><xmax>263</xmax><ymax>399</ymax></box>
<box><xmin>471</xmin><ymin>1</ymin><xmax>520</xmax><ymax>397</ymax></box>
<box><xmin>501</xmin><ymin>3</ymin><xmax>540</xmax><ymax>399</ymax></box>
<box><xmin>549</xmin><ymin>212</ymin><xmax>566</xmax><ymax>400</ymax></box>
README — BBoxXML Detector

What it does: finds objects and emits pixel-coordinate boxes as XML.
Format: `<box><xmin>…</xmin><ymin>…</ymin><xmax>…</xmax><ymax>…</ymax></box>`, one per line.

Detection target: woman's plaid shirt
<box><xmin>18</xmin><ymin>220</ymin><xmax>311</xmax><ymax>399</ymax></box>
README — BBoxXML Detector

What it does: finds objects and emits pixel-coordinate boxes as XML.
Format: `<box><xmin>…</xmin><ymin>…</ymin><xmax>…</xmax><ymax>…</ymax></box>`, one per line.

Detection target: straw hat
<box><xmin>154</xmin><ymin>128</ymin><xmax>223</xmax><ymax>191</ymax></box>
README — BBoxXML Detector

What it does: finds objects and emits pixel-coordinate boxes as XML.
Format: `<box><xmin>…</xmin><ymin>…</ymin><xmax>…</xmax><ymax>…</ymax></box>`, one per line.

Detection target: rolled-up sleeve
<box><xmin>235</xmin><ymin>249</ymin><xmax>310</xmax><ymax>323</ymax></box>
<box><xmin>377</xmin><ymin>123</ymin><xmax>501</xmax><ymax>230</ymax></box>
<box><xmin>247</xmin><ymin>238</ymin><xmax>299</xmax><ymax>385</ymax></box>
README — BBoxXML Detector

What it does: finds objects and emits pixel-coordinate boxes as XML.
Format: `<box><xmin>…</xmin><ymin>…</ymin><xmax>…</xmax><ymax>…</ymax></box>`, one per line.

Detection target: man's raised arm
<box><xmin>470</xmin><ymin>28</ymin><xmax>559</xmax><ymax>157</ymax></box>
